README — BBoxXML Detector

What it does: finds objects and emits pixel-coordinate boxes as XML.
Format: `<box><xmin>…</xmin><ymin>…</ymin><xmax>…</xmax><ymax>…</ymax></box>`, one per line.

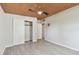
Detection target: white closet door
<box><xmin>37</xmin><ymin>23</ymin><xmax>42</xmax><ymax>39</ymax></box>
<box><xmin>25</xmin><ymin>26</ymin><xmax>31</xmax><ymax>41</ymax></box>
<box><xmin>13</xmin><ymin>18</ymin><xmax>24</xmax><ymax>45</ymax></box>
<box><xmin>25</xmin><ymin>22</ymin><xmax>32</xmax><ymax>41</ymax></box>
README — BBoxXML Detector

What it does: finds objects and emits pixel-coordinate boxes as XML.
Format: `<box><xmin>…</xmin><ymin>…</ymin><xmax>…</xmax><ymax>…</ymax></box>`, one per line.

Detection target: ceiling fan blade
<box><xmin>28</xmin><ymin>9</ymin><xmax>35</xmax><ymax>12</ymax></box>
<box><xmin>29</xmin><ymin>9</ymin><xmax>49</xmax><ymax>16</ymax></box>
<box><xmin>43</xmin><ymin>11</ymin><xmax>49</xmax><ymax>16</ymax></box>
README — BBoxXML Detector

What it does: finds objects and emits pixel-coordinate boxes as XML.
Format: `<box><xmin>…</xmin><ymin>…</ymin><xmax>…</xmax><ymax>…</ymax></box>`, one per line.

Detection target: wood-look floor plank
<box><xmin>3</xmin><ymin>40</ymin><xmax>79</xmax><ymax>55</ymax></box>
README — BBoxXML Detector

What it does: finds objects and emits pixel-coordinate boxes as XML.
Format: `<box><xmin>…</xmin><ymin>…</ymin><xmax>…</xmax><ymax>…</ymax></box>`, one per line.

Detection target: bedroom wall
<box><xmin>0</xmin><ymin>14</ymin><xmax>13</xmax><ymax>54</ymax></box>
<box><xmin>45</xmin><ymin>5</ymin><xmax>79</xmax><ymax>51</ymax></box>
<box><xmin>0</xmin><ymin>13</ymin><xmax>37</xmax><ymax>54</ymax></box>
<box><xmin>11</xmin><ymin>14</ymin><xmax>38</xmax><ymax>45</ymax></box>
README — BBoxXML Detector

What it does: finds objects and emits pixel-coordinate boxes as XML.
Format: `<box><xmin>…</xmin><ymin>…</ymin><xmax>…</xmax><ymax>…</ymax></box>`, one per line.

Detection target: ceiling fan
<box><xmin>28</xmin><ymin>9</ymin><xmax>49</xmax><ymax>16</ymax></box>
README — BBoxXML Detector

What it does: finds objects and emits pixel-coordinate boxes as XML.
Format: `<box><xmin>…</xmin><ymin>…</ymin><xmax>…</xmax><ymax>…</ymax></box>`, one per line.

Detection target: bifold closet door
<box><xmin>25</xmin><ymin>22</ymin><xmax>32</xmax><ymax>41</ymax></box>
<box><xmin>13</xmin><ymin>18</ymin><xmax>25</xmax><ymax>45</ymax></box>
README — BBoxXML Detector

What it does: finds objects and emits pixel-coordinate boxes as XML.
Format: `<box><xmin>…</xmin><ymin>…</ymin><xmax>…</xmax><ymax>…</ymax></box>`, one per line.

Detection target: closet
<box><xmin>25</xmin><ymin>21</ymin><xmax>32</xmax><ymax>42</ymax></box>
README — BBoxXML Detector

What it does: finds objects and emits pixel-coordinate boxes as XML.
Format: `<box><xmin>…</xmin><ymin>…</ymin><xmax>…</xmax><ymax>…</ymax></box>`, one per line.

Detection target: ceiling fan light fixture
<box><xmin>37</xmin><ymin>11</ymin><xmax>43</xmax><ymax>15</ymax></box>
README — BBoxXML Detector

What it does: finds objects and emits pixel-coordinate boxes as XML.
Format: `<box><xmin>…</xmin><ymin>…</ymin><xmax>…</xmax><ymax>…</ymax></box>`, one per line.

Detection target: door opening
<box><xmin>24</xmin><ymin>21</ymin><xmax>32</xmax><ymax>42</ymax></box>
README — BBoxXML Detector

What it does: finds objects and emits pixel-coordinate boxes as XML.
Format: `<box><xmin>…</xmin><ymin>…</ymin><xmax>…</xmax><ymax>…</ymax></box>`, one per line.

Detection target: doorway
<box><xmin>24</xmin><ymin>21</ymin><xmax>32</xmax><ymax>42</ymax></box>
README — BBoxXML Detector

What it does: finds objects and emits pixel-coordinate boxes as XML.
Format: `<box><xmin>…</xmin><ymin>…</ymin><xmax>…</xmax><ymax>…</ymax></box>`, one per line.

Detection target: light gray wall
<box><xmin>13</xmin><ymin>17</ymin><xmax>25</xmax><ymax>45</ymax></box>
<box><xmin>11</xmin><ymin>14</ymin><xmax>38</xmax><ymax>45</ymax></box>
<box><xmin>0</xmin><ymin>14</ymin><xmax>13</xmax><ymax>54</ymax></box>
<box><xmin>0</xmin><ymin>13</ymin><xmax>38</xmax><ymax>54</ymax></box>
<box><xmin>45</xmin><ymin>5</ymin><xmax>79</xmax><ymax>51</ymax></box>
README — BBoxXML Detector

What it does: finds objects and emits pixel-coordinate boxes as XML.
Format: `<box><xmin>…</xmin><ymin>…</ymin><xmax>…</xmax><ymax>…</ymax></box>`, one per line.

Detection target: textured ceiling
<box><xmin>1</xmin><ymin>3</ymin><xmax>79</xmax><ymax>20</ymax></box>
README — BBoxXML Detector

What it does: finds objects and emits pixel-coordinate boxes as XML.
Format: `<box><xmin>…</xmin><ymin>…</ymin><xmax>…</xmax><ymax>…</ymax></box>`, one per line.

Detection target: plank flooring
<box><xmin>3</xmin><ymin>39</ymin><xmax>79</xmax><ymax>55</ymax></box>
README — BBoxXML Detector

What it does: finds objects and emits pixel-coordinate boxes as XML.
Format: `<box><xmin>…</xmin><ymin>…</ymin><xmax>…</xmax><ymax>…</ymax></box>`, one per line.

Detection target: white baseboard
<box><xmin>37</xmin><ymin>39</ymin><xmax>42</xmax><ymax>40</ymax></box>
<box><xmin>0</xmin><ymin>47</ymin><xmax>5</xmax><ymax>55</ymax></box>
<box><xmin>6</xmin><ymin>44</ymin><xmax>14</xmax><ymax>48</ymax></box>
<box><xmin>0</xmin><ymin>44</ymin><xmax>14</xmax><ymax>55</ymax></box>
<box><xmin>32</xmin><ymin>40</ymin><xmax>37</xmax><ymax>42</ymax></box>
<box><xmin>45</xmin><ymin>39</ymin><xmax>79</xmax><ymax>52</ymax></box>
<box><xmin>0</xmin><ymin>42</ymin><xmax>25</xmax><ymax>55</ymax></box>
